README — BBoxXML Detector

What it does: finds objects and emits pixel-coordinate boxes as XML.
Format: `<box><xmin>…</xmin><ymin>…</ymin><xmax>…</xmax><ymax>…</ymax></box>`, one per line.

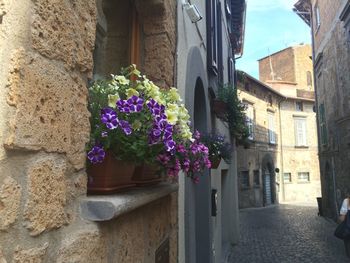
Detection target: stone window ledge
<box><xmin>80</xmin><ymin>183</ymin><xmax>178</xmax><ymax>222</ymax></box>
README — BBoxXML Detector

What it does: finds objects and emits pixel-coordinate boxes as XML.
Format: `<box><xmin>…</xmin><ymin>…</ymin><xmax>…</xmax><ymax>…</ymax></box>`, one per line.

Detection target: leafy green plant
<box><xmin>200</xmin><ymin>133</ymin><xmax>232</xmax><ymax>164</ymax></box>
<box><xmin>217</xmin><ymin>84</ymin><xmax>250</xmax><ymax>145</ymax></box>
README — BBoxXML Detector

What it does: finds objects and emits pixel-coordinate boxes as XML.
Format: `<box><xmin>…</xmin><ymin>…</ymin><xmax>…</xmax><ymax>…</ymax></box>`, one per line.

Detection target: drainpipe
<box><xmin>278</xmin><ymin>97</ymin><xmax>287</xmax><ymax>202</ymax></box>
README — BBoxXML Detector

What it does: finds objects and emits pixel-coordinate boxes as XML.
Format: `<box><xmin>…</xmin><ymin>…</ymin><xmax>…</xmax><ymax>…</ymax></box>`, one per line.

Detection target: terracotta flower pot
<box><xmin>211</xmin><ymin>99</ymin><xmax>228</xmax><ymax>120</ymax></box>
<box><xmin>210</xmin><ymin>157</ymin><xmax>221</xmax><ymax>169</ymax></box>
<box><xmin>87</xmin><ymin>152</ymin><xmax>136</xmax><ymax>194</ymax></box>
<box><xmin>132</xmin><ymin>163</ymin><xmax>162</xmax><ymax>186</ymax></box>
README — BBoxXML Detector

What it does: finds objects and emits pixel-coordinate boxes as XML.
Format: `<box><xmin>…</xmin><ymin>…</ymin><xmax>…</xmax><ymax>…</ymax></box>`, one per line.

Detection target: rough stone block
<box><xmin>13</xmin><ymin>243</ymin><xmax>48</xmax><ymax>263</ymax></box>
<box><xmin>57</xmin><ymin>231</ymin><xmax>107</xmax><ymax>263</ymax></box>
<box><xmin>24</xmin><ymin>157</ymin><xmax>68</xmax><ymax>236</ymax></box>
<box><xmin>144</xmin><ymin>34</ymin><xmax>174</xmax><ymax>87</ymax></box>
<box><xmin>0</xmin><ymin>177</ymin><xmax>21</xmax><ymax>231</ymax></box>
<box><xmin>0</xmin><ymin>248</ymin><xmax>6</xmax><ymax>263</ymax></box>
<box><xmin>31</xmin><ymin>0</ymin><xmax>97</xmax><ymax>72</ymax></box>
<box><xmin>113</xmin><ymin>212</ymin><xmax>145</xmax><ymax>263</ymax></box>
<box><xmin>6</xmin><ymin>50</ymin><xmax>90</xmax><ymax>170</ymax></box>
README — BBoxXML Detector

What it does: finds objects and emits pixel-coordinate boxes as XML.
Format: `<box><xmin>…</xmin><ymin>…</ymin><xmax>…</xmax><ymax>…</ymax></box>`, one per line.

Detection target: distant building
<box><xmin>294</xmin><ymin>0</ymin><xmax>350</xmax><ymax>220</ymax></box>
<box><xmin>237</xmin><ymin>45</ymin><xmax>321</xmax><ymax>208</ymax></box>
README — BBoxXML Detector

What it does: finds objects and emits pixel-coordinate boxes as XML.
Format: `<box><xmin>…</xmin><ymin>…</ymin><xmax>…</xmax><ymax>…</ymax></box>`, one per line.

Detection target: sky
<box><xmin>236</xmin><ymin>0</ymin><xmax>311</xmax><ymax>79</ymax></box>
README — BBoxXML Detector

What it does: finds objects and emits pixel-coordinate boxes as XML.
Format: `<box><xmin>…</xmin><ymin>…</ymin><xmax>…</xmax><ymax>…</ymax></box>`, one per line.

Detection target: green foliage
<box><xmin>217</xmin><ymin>84</ymin><xmax>250</xmax><ymax>145</ymax></box>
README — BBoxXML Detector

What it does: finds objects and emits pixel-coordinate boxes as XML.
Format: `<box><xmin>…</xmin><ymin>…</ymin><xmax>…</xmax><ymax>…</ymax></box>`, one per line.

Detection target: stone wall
<box><xmin>311</xmin><ymin>0</ymin><xmax>350</xmax><ymax>219</ymax></box>
<box><xmin>237</xmin><ymin>77</ymin><xmax>281</xmax><ymax>208</ymax></box>
<box><xmin>0</xmin><ymin>0</ymin><xmax>178</xmax><ymax>262</ymax></box>
<box><xmin>237</xmin><ymin>73</ymin><xmax>321</xmax><ymax>207</ymax></box>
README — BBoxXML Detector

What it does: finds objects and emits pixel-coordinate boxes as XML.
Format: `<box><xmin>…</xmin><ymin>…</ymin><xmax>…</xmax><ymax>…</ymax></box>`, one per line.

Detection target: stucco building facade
<box><xmin>177</xmin><ymin>0</ymin><xmax>246</xmax><ymax>262</ymax></box>
<box><xmin>237</xmin><ymin>45</ymin><xmax>321</xmax><ymax>208</ymax></box>
<box><xmin>294</xmin><ymin>0</ymin><xmax>350</xmax><ymax>220</ymax></box>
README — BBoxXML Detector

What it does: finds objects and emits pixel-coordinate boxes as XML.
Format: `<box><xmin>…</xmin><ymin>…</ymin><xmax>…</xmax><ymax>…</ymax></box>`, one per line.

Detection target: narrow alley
<box><xmin>227</xmin><ymin>204</ymin><xmax>349</xmax><ymax>263</ymax></box>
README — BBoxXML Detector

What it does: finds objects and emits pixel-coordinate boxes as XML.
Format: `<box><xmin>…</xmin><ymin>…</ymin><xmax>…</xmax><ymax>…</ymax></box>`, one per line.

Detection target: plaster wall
<box><xmin>177</xmin><ymin>1</ymin><xmax>240</xmax><ymax>262</ymax></box>
<box><xmin>279</xmin><ymin>100</ymin><xmax>321</xmax><ymax>203</ymax></box>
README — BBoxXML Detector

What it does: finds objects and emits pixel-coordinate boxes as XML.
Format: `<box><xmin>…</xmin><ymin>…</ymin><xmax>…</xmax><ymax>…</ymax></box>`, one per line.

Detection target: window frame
<box><xmin>319</xmin><ymin>103</ymin><xmax>328</xmax><ymax>146</ymax></box>
<box><xmin>207</xmin><ymin>0</ymin><xmax>219</xmax><ymax>75</ymax></box>
<box><xmin>228</xmin><ymin>57</ymin><xmax>234</xmax><ymax>85</ymax></box>
<box><xmin>294</xmin><ymin>117</ymin><xmax>308</xmax><ymax>147</ymax></box>
<box><xmin>245</xmin><ymin>103</ymin><xmax>255</xmax><ymax>140</ymax></box>
<box><xmin>240</xmin><ymin>171</ymin><xmax>250</xmax><ymax>189</ymax></box>
<box><xmin>295</xmin><ymin>101</ymin><xmax>303</xmax><ymax>112</ymax></box>
<box><xmin>267</xmin><ymin>111</ymin><xmax>276</xmax><ymax>144</ymax></box>
<box><xmin>314</xmin><ymin>4</ymin><xmax>321</xmax><ymax>31</ymax></box>
<box><xmin>283</xmin><ymin>173</ymin><xmax>292</xmax><ymax>183</ymax></box>
<box><xmin>297</xmin><ymin>172</ymin><xmax>310</xmax><ymax>183</ymax></box>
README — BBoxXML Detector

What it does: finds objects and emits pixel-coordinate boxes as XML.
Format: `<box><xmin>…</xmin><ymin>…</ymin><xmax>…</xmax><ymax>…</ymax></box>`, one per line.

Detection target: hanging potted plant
<box><xmin>200</xmin><ymin>133</ymin><xmax>232</xmax><ymax>169</ymax></box>
<box><xmin>215</xmin><ymin>84</ymin><xmax>250</xmax><ymax>145</ymax></box>
<box><xmin>86</xmin><ymin>65</ymin><xmax>209</xmax><ymax>193</ymax></box>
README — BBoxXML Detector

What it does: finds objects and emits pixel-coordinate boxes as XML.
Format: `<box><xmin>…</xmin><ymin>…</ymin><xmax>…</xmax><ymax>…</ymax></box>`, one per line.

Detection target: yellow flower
<box><xmin>115</xmin><ymin>75</ymin><xmax>130</xmax><ymax>85</ymax></box>
<box><xmin>132</xmin><ymin>120</ymin><xmax>142</xmax><ymax>130</ymax></box>
<box><xmin>153</xmin><ymin>96</ymin><xmax>166</xmax><ymax>105</ymax></box>
<box><xmin>126</xmin><ymin>88</ymin><xmax>139</xmax><ymax>98</ymax></box>
<box><xmin>165</xmin><ymin>110</ymin><xmax>178</xmax><ymax>125</ymax></box>
<box><xmin>108</xmin><ymin>94</ymin><xmax>120</xmax><ymax>108</ymax></box>
<box><xmin>168</xmin><ymin>87</ymin><xmax>181</xmax><ymax>102</ymax></box>
<box><xmin>168</xmin><ymin>103</ymin><xmax>179</xmax><ymax>112</ymax></box>
<box><xmin>179</xmin><ymin>104</ymin><xmax>190</xmax><ymax>121</ymax></box>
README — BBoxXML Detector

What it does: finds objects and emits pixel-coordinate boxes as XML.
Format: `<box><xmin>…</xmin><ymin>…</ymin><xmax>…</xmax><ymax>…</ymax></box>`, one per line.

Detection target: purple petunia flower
<box><xmin>119</xmin><ymin>120</ymin><xmax>132</xmax><ymax>135</ymax></box>
<box><xmin>165</xmin><ymin>139</ymin><xmax>176</xmax><ymax>152</ymax></box>
<box><xmin>127</xmin><ymin>95</ymin><xmax>144</xmax><ymax>112</ymax></box>
<box><xmin>182</xmin><ymin>158</ymin><xmax>191</xmax><ymax>172</ymax></box>
<box><xmin>87</xmin><ymin>145</ymin><xmax>105</xmax><ymax>164</ymax></box>
<box><xmin>116</xmin><ymin>99</ymin><xmax>131</xmax><ymax>114</ymax></box>
<box><xmin>157</xmin><ymin>154</ymin><xmax>170</xmax><ymax>165</ymax></box>
<box><xmin>194</xmin><ymin>130</ymin><xmax>201</xmax><ymax>140</ymax></box>
<box><xmin>147</xmin><ymin>99</ymin><xmax>166</xmax><ymax>117</ymax></box>
<box><xmin>101</xmin><ymin>131</ymin><xmax>108</xmax><ymax>137</ymax></box>
<box><xmin>101</xmin><ymin>108</ymin><xmax>119</xmax><ymax>130</ymax></box>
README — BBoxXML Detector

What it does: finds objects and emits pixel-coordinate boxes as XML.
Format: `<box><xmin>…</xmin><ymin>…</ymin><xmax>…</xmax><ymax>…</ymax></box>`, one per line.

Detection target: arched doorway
<box><xmin>262</xmin><ymin>154</ymin><xmax>276</xmax><ymax>206</ymax></box>
<box><xmin>183</xmin><ymin>47</ymin><xmax>212</xmax><ymax>263</ymax></box>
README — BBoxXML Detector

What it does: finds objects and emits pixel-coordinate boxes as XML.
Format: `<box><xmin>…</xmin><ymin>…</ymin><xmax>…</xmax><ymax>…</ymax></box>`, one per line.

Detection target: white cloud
<box><xmin>247</xmin><ymin>0</ymin><xmax>297</xmax><ymax>12</ymax></box>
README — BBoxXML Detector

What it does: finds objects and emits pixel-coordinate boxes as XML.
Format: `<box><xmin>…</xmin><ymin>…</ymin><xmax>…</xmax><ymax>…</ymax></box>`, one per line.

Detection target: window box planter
<box><xmin>132</xmin><ymin>163</ymin><xmax>162</xmax><ymax>186</ymax></box>
<box><xmin>87</xmin><ymin>152</ymin><xmax>136</xmax><ymax>194</ymax></box>
<box><xmin>211</xmin><ymin>99</ymin><xmax>228</xmax><ymax>120</ymax></box>
<box><xmin>210</xmin><ymin>157</ymin><xmax>221</xmax><ymax>169</ymax></box>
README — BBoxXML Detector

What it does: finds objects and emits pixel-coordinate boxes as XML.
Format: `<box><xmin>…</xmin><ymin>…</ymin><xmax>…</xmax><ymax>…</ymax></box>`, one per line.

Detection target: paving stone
<box><xmin>226</xmin><ymin>204</ymin><xmax>350</xmax><ymax>263</ymax></box>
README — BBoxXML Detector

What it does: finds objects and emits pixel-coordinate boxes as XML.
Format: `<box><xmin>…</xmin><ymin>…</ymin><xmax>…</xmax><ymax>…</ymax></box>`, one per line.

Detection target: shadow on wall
<box><xmin>236</xmin><ymin>121</ymin><xmax>279</xmax><ymax>209</ymax></box>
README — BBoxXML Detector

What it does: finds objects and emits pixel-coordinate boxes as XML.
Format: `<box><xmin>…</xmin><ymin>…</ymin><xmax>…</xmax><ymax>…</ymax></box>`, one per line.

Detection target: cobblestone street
<box><xmin>227</xmin><ymin>204</ymin><xmax>350</xmax><ymax>263</ymax></box>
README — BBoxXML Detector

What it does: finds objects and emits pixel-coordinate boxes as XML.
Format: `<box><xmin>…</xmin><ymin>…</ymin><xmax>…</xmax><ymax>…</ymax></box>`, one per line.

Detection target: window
<box><xmin>245</xmin><ymin>103</ymin><xmax>254</xmax><ymax>140</ymax></box>
<box><xmin>298</xmin><ymin>172</ymin><xmax>310</xmax><ymax>182</ymax></box>
<box><xmin>294</xmin><ymin>117</ymin><xmax>307</xmax><ymax>146</ymax></box>
<box><xmin>240</xmin><ymin>171</ymin><xmax>250</xmax><ymax>188</ymax></box>
<box><xmin>207</xmin><ymin>0</ymin><xmax>219</xmax><ymax>74</ymax></box>
<box><xmin>315</xmin><ymin>5</ymin><xmax>321</xmax><ymax>30</ymax></box>
<box><xmin>295</xmin><ymin>101</ymin><xmax>303</xmax><ymax>112</ymax></box>
<box><xmin>228</xmin><ymin>57</ymin><xmax>234</xmax><ymax>85</ymax></box>
<box><xmin>307</xmin><ymin>71</ymin><xmax>312</xmax><ymax>87</ymax></box>
<box><xmin>93</xmin><ymin>0</ymin><xmax>140</xmax><ymax>79</ymax></box>
<box><xmin>283</xmin><ymin>173</ymin><xmax>292</xmax><ymax>183</ymax></box>
<box><xmin>319</xmin><ymin>103</ymin><xmax>328</xmax><ymax>146</ymax></box>
<box><xmin>267</xmin><ymin>112</ymin><xmax>276</xmax><ymax>144</ymax></box>
<box><xmin>253</xmin><ymin>170</ymin><xmax>260</xmax><ymax>186</ymax></box>
<box><xmin>217</xmin><ymin>1</ymin><xmax>223</xmax><ymax>83</ymax></box>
